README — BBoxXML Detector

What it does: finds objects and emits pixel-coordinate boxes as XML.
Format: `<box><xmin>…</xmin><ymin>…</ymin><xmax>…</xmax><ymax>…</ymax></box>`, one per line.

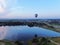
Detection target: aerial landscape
<box><xmin>0</xmin><ymin>0</ymin><xmax>60</xmax><ymax>45</ymax></box>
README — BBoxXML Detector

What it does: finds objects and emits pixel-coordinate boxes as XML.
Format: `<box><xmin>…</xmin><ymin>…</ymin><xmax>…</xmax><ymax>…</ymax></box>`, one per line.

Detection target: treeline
<box><xmin>0</xmin><ymin>21</ymin><xmax>49</xmax><ymax>26</ymax></box>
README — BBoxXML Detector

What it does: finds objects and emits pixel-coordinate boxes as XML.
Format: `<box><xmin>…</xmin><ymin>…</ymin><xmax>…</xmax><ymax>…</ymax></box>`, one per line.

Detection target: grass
<box><xmin>5</xmin><ymin>42</ymin><xmax>12</xmax><ymax>45</ymax></box>
<box><xmin>51</xmin><ymin>38</ymin><xmax>60</xmax><ymax>43</ymax></box>
<box><xmin>41</xmin><ymin>23</ymin><xmax>60</xmax><ymax>32</ymax></box>
<box><xmin>0</xmin><ymin>38</ymin><xmax>58</xmax><ymax>45</ymax></box>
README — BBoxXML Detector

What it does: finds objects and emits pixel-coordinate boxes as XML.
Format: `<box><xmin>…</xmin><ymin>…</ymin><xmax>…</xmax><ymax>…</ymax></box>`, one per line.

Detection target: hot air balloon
<box><xmin>35</xmin><ymin>14</ymin><xmax>38</xmax><ymax>18</ymax></box>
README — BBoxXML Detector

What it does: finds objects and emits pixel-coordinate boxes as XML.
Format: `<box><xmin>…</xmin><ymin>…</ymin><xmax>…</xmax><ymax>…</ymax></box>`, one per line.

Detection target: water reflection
<box><xmin>1</xmin><ymin>26</ymin><xmax>59</xmax><ymax>41</ymax></box>
<box><xmin>0</xmin><ymin>26</ymin><xmax>8</xmax><ymax>40</ymax></box>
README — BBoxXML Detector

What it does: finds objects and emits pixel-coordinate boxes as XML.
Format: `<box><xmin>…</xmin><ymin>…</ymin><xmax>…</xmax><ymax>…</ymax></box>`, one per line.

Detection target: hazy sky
<box><xmin>0</xmin><ymin>0</ymin><xmax>60</xmax><ymax>19</ymax></box>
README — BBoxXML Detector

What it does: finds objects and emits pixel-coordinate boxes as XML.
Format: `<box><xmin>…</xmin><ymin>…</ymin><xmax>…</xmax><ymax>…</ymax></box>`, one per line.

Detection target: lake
<box><xmin>0</xmin><ymin>26</ymin><xmax>60</xmax><ymax>41</ymax></box>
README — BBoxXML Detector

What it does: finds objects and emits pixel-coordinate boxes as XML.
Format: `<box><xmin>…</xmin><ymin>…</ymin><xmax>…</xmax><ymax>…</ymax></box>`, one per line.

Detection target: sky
<box><xmin>0</xmin><ymin>0</ymin><xmax>60</xmax><ymax>19</ymax></box>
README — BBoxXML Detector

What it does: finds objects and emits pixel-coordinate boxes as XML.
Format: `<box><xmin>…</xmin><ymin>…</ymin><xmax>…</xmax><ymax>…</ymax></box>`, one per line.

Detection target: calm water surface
<box><xmin>0</xmin><ymin>26</ymin><xmax>60</xmax><ymax>41</ymax></box>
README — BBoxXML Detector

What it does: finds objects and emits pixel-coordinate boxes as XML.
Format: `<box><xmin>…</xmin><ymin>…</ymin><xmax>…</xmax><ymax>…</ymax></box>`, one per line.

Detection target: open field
<box><xmin>51</xmin><ymin>38</ymin><xmax>60</xmax><ymax>43</ymax></box>
<box><xmin>0</xmin><ymin>37</ymin><xmax>60</xmax><ymax>45</ymax></box>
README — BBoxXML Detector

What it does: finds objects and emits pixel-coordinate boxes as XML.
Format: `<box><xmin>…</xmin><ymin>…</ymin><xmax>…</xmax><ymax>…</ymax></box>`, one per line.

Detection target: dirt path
<box><xmin>50</xmin><ymin>40</ymin><xmax>60</xmax><ymax>45</ymax></box>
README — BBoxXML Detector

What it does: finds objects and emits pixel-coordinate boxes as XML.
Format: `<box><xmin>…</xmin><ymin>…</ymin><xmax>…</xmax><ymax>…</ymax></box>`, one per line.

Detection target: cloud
<box><xmin>0</xmin><ymin>0</ymin><xmax>6</xmax><ymax>13</ymax></box>
<box><xmin>0</xmin><ymin>0</ymin><xmax>17</xmax><ymax>13</ymax></box>
<box><xmin>0</xmin><ymin>0</ymin><xmax>22</xmax><ymax>18</ymax></box>
<box><xmin>0</xmin><ymin>5</ymin><xmax>4</xmax><ymax>13</ymax></box>
<box><xmin>0</xmin><ymin>7</ymin><xmax>23</xmax><ymax>18</ymax></box>
<box><xmin>0</xmin><ymin>0</ymin><xmax>18</xmax><ymax>15</ymax></box>
<box><xmin>0</xmin><ymin>0</ymin><xmax>6</xmax><ymax>8</ymax></box>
